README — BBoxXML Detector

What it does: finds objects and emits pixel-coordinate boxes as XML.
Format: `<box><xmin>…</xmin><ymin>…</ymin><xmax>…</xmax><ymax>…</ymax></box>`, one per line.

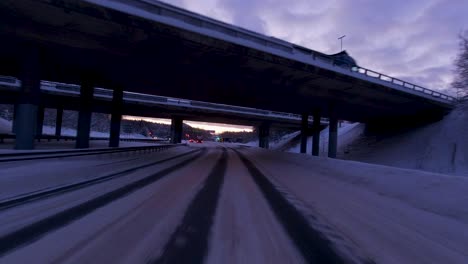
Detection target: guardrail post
<box><xmin>109</xmin><ymin>88</ymin><xmax>123</xmax><ymax>148</ymax></box>
<box><xmin>300</xmin><ymin>113</ymin><xmax>308</xmax><ymax>154</ymax></box>
<box><xmin>15</xmin><ymin>44</ymin><xmax>41</xmax><ymax>150</ymax></box>
<box><xmin>312</xmin><ymin>109</ymin><xmax>321</xmax><ymax>156</ymax></box>
<box><xmin>76</xmin><ymin>75</ymin><xmax>94</xmax><ymax>149</ymax></box>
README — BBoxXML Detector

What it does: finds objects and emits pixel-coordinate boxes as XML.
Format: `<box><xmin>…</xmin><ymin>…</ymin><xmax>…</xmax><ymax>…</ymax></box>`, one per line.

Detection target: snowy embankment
<box><xmin>0</xmin><ymin>117</ymin><xmax>11</xmax><ymax>133</ymax></box>
<box><xmin>285</xmin><ymin>102</ymin><xmax>468</xmax><ymax>177</ymax></box>
<box><xmin>285</xmin><ymin>122</ymin><xmax>364</xmax><ymax>155</ymax></box>
<box><xmin>0</xmin><ymin>117</ymin><xmax>150</xmax><ymax>139</ymax></box>
<box><xmin>342</xmin><ymin>102</ymin><xmax>468</xmax><ymax>176</ymax></box>
<box><xmin>242</xmin><ymin>131</ymin><xmax>302</xmax><ymax>149</ymax></box>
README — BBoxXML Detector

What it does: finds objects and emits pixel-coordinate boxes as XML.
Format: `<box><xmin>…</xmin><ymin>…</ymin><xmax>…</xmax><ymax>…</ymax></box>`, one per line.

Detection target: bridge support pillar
<box><xmin>76</xmin><ymin>78</ymin><xmax>94</xmax><ymax>149</ymax></box>
<box><xmin>312</xmin><ymin>110</ymin><xmax>321</xmax><ymax>156</ymax></box>
<box><xmin>328</xmin><ymin>105</ymin><xmax>338</xmax><ymax>158</ymax></box>
<box><xmin>258</xmin><ymin>122</ymin><xmax>270</xmax><ymax>149</ymax></box>
<box><xmin>300</xmin><ymin>113</ymin><xmax>308</xmax><ymax>154</ymax></box>
<box><xmin>15</xmin><ymin>45</ymin><xmax>41</xmax><ymax>150</ymax></box>
<box><xmin>12</xmin><ymin>104</ymin><xmax>18</xmax><ymax>134</ymax></box>
<box><xmin>36</xmin><ymin>106</ymin><xmax>45</xmax><ymax>138</ymax></box>
<box><xmin>55</xmin><ymin>107</ymin><xmax>63</xmax><ymax>137</ymax></box>
<box><xmin>170</xmin><ymin>117</ymin><xmax>183</xmax><ymax>144</ymax></box>
<box><xmin>109</xmin><ymin>88</ymin><xmax>123</xmax><ymax>148</ymax></box>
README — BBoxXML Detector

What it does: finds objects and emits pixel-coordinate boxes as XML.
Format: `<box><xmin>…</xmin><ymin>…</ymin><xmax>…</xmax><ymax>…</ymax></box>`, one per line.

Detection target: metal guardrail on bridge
<box><xmin>118</xmin><ymin>0</ymin><xmax>457</xmax><ymax>104</ymax></box>
<box><xmin>0</xmin><ymin>76</ymin><xmax>328</xmax><ymax>123</ymax></box>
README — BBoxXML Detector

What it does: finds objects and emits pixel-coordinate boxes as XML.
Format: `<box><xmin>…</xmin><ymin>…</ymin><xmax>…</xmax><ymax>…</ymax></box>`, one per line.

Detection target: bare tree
<box><xmin>452</xmin><ymin>31</ymin><xmax>468</xmax><ymax>99</ymax></box>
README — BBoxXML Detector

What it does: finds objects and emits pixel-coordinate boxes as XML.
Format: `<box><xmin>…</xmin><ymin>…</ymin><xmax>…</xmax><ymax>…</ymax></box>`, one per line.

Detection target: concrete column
<box><xmin>15</xmin><ymin>45</ymin><xmax>41</xmax><ymax>150</ymax></box>
<box><xmin>55</xmin><ymin>107</ymin><xmax>63</xmax><ymax>137</ymax></box>
<box><xmin>170</xmin><ymin>117</ymin><xmax>183</xmax><ymax>144</ymax></box>
<box><xmin>109</xmin><ymin>88</ymin><xmax>123</xmax><ymax>147</ymax></box>
<box><xmin>36</xmin><ymin>106</ymin><xmax>45</xmax><ymax>138</ymax></box>
<box><xmin>312</xmin><ymin>110</ymin><xmax>321</xmax><ymax>156</ymax></box>
<box><xmin>75</xmin><ymin>78</ymin><xmax>94</xmax><ymax>149</ymax></box>
<box><xmin>328</xmin><ymin>104</ymin><xmax>338</xmax><ymax>158</ymax></box>
<box><xmin>300</xmin><ymin>113</ymin><xmax>308</xmax><ymax>154</ymax></box>
<box><xmin>12</xmin><ymin>104</ymin><xmax>18</xmax><ymax>134</ymax></box>
<box><xmin>258</xmin><ymin>122</ymin><xmax>270</xmax><ymax>149</ymax></box>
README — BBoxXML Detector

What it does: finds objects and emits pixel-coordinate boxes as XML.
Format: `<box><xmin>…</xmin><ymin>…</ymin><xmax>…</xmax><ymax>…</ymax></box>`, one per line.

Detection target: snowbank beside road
<box><xmin>251</xmin><ymin>148</ymin><xmax>468</xmax><ymax>224</ymax></box>
<box><xmin>343</xmin><ymin>102</ymin><xmax>468</xmax><ymax>176</ymax></box>
<box><xmin>246</xmin><ymin>148</ymin><xmax>468</xmax><ymax>263</ymax></box>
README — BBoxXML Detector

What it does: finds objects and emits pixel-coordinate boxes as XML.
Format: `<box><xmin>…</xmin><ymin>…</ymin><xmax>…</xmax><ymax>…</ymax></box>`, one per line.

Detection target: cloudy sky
<box><xmin>160</xmin><ymin>0</ymin><xmax>467</xmax><ymax>95</ymax></box>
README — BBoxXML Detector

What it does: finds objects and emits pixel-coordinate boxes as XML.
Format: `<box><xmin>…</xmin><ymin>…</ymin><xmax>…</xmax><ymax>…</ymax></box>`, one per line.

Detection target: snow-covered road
<box><xmin>0</xmin><ymin>144</ymin><xmax>467</xmax><ymax>263</ymax></box>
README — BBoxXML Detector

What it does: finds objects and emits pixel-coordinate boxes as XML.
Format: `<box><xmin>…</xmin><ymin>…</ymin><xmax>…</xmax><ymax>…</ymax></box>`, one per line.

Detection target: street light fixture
<box><xmin>338</xmin><ymin>35</ymin><xmax>346</xmax><ymax>51</ymax></box>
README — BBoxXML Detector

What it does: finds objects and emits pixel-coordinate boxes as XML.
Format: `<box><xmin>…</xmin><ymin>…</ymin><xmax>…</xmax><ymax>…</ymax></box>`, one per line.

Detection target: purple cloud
<box><xmin>161</xmin><ymin>0</ymin><xmax>468</xmax><ymax>94</ymax></box>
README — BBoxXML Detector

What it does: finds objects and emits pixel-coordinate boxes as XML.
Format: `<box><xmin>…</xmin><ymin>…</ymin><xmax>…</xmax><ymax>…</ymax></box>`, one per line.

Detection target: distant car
<box><xmin>196</xmin><ymin>138</ymin><xmax>203</xmax><ymax>143</ymax></box>
<box><xmin>189</xmin><ymin>139</ymin><xmax>194</xmax><ymax>143</ymax></box>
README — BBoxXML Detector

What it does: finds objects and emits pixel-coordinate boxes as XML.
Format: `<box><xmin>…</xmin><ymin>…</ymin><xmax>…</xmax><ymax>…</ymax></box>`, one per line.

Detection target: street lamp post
<box><xmin>338</xmin><ymin>35</ymin><xmax>346</xmax><ymax>51</ymax></box>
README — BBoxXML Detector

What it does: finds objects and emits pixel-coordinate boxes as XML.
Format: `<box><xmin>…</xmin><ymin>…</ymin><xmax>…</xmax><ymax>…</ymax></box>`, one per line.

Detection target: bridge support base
<box><xmin>15</xmin><ymin>45</ymin><xmax>41</xmax><ymax>150</ymax></box>
<box><xmin>12</xmin><ymin>104</ymin><xmax>18</xmax><ymax>134</ymax></box>
<box><xmin>170</xmin><ymin>117</ymin><xmax>183</xmax><ymax>144</ymax></box>
<box><xmin>15</xmin><ymin>104</ymin><xmax>38</xmax><ymax>149</ymax></box>
<box><xmin>109</xmin><ymin>88</ymin><xmax>123</xmax><ymax>148</ymax></box>
<box><xmin>76</xmin><ymin>78</ymin><xmax>94</xmax><ymax>149</ymax></box>
<box><xmin>36</xmin><ymin>106</ymin><xmax>45</xmax><ymax>139</ymax></box>
<box><xmin>312</xmin><ymin>110</ymin><xmax>321</xmax><ymax>156</ymax></box>
<box><xmin>55</xmin><ymin>107</ymin><xmax>63</xmax><ymax>137</ymax></box>
<box><xmin>258</xmin><ymin>122</ymin><xmax>270</xmax><ymax>149</ymax></box>
<box><xmin>300</xmin><ymin>113</ymin><xmax>308</xmax><ymax>153</ymax></box>
<box><xmin>328</xmin><ymin>111</ymin><xmax>338</xmax><ymax>159</ymax></box>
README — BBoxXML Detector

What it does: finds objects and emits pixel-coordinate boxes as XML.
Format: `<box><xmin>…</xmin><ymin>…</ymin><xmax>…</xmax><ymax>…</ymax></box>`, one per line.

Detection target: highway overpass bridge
<box><xmin>0</xmin><ymin>76</ymin><xmax>326</xmax><ymax>148</ymax></box>
<box><xmin>0</xmin><ymin>0</ymin><xmax>457</xmax><ymax>155</ymax></box>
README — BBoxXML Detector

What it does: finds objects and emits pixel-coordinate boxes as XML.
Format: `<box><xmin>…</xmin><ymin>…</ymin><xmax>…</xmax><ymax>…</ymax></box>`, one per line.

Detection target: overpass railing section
<box><xmin>0</xmin><ymin>75</ymin><xmax>327</xmax><ymax>123</ymax></box>
<box><xmin>126</xmin><ymin>0</ymin><xmax>457</xmax><ymax>104</ymax></box>
<box><xmin>351</xmin><ymin>67</ymin><xmax>457</xmax><ymax>102</ymax></box>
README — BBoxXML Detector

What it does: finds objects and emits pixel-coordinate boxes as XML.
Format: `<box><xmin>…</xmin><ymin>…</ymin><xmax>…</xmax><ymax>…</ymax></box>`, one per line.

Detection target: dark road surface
<box><xmin>0</xmin><ymin>143</ymin><xmax>466</xmax><ymax>263</ymax></box>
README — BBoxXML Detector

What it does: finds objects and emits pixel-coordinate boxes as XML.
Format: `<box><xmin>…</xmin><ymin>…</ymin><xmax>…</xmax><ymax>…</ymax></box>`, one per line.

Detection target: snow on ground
<box><xmin>246</xmin><ymin>148</ymin><xmax>468</xmax><ymax>263</ymax></box>
<box><xmin>0</xmin><ymin>117</ymin><xmax>12</xmax><ymax>133</ymax></box>
<box><xmin>241</xmin><ymin>131</ymin><xmax>302</xmax><ymax>149</ymax></box>
<box><xmin>282</xmin><ymin>102</ymin><xmax>468</xmax><ymax>177</ymax></box>
<box><xmin>342</xmin><ymin>102</ymin><xmax>468</xmax><ymax>176</ymax></box>
<box><xmin>0</xmin><ymin>117</ymin><xmax>158</xmax><ymax>152</ymax></box>
<box><xmin>285</xmin><ymin>122</ymin><xmax>364</xmax><ymax>155</ymax></box>
<box><xmin>0</xmin><ymin>117</ymin><xmax>152</xmax><ymax>140</ymax></box>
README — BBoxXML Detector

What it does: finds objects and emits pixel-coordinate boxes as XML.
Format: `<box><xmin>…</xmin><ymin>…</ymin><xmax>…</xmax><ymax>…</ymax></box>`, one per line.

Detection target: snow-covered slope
<box><xmin>343</xmin><ymin>102</ymin><xmax>468</xmax><ymax>176</ymax></box>
<box><xmin>286</xmin><ymin>122</ymin><xmax>364</xmax><ymax>155</ymax></box>
<box><xmin>284</xmin><ymin>103</ymin><xmax>468</xmax><ymax>177</ymax></box>
<box><xmin>0</xmin><ymin>117</ymin><xmax>12</xmax><ymax>133</ymax></box>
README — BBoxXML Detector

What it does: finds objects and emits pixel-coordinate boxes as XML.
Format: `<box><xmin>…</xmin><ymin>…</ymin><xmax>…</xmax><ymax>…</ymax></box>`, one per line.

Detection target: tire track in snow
<box><xmin>0</xmin><ymin>148</ymin><xmax>207</xmax><ymax>257</ymax></box>
<box><xmin>233</xmin><ymin>148</ymin><xmax>354</xmax><ymax>264</ymax></box>
<box><xmin>0</xmin><ymin>148</ymin><xmax>203</xmax><ymax>211</ymax></box>
<box><xmin>152</xmin><ymin>147</ymin><xmax>227</xmax><ymax>264</ymax></box>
